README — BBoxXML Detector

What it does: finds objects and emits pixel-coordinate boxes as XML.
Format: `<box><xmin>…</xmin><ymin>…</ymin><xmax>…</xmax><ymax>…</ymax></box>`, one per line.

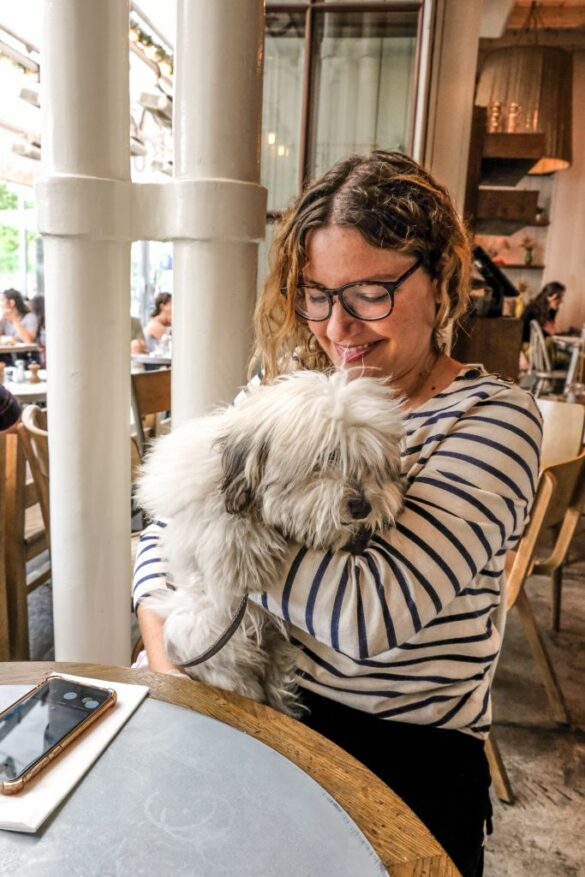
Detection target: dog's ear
<box><xmin>216</xmin><ymin>432</ymin><xmax>269</xmax><ymax>515</ymax></box>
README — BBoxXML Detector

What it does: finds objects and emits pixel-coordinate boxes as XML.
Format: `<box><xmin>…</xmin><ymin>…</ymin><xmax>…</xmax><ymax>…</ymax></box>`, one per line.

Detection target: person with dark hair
<box><xmin>521</xmin><ymin>281</ymin><xmax>566</xmax><ymax>344</ymax></box>
<box><xmin>1</xmin><ymin>289</ymin><xmax>38</xmax><ymax>344</ymax></box>
<box><xmin>132</xmin><ymin>152</ymin><xmax>541</xmax><ymax>877</ymax></box>
<box><xmin>0</xmin><ymin>384</ymin><xmax>22</xmax><ymax>432</ymax></box>
<box><xmin>144</xmin><ymin>292</ymin><xmax>172</xmax><ymax>351</ymax></box>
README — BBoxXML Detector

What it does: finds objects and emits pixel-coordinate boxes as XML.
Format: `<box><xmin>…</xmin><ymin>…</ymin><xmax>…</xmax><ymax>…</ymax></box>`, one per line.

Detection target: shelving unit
<box><xmin>500</xmin><ymin>263</ymin><xmax>545</xmax><ymax>270</ymax></box>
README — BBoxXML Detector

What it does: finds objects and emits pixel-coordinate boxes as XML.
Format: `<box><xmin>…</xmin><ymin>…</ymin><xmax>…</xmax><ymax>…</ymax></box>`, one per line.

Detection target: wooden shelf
<box><xmin>500</xmin><ymin>263</ymin><xmax>545</xmax><ymax>270</ymax></box>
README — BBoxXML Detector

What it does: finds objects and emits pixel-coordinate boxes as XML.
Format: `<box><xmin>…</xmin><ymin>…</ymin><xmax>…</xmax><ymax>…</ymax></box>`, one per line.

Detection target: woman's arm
<box><xmin>10</xmin><ymin>314</ymin><xmax>37</xmax><ymax>343</ymax></box>
<box><xmin>132</xmin><ymin>521</ymin><xmax>186</xmax><ymax>675</ymax></box>
<box><xmin>261</xmin><ymin>380</ymin><xmax>542</xmax><ymax>660</ymax></box>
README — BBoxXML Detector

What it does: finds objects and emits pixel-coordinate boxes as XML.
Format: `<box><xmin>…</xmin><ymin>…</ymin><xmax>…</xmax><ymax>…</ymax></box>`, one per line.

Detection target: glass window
<box><xmin>310</xmin><ymin>10</ymin><xmax>418</xmax><ymax>179</ymax></box>
<box><xmin>262</xmin><ymin>12</ymin><xmax>306</xmax><ymax>212</ymax></box>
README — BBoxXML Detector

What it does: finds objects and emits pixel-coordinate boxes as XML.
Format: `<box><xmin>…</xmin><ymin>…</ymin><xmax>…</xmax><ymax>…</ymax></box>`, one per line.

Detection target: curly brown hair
<box><xmin>251</xmin><ymin>151</ymin><xmax>472</xmax><ymax>379</ymax></box>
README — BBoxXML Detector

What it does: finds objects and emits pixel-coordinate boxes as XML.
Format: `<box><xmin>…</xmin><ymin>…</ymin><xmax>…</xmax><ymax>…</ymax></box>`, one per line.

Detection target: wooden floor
<box><xmin>26</xmin><ymin>522</ymin><xmax>585</xmax><ymax>877</ymax></box>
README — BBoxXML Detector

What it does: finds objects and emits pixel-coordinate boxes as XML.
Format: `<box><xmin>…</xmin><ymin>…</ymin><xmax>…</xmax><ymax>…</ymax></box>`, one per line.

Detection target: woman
<box><xmin>521</xmin><ymin>281</ymin><xmax>565</xmax><ymax>344</ymax></box>
<box><xmin>144</xmin><ymin>292</ymin><xmax>172</xmax><ymax>351</ymax></box>
<box><xmin>0</xmin><ymin>288</ymin><xmax>38</xmax><ymax>344</ymax></box>
<box><xmin>133</xmin><ymin>152</ymin><xmax>541</xmax><ymax>877</ymax></box>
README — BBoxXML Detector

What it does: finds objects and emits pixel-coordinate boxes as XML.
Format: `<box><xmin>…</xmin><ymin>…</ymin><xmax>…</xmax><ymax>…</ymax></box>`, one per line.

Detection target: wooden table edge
<box><xmin>0</xmin><ymin>662</ymin><xmax>461</xmax><ymax>877</ymax></box>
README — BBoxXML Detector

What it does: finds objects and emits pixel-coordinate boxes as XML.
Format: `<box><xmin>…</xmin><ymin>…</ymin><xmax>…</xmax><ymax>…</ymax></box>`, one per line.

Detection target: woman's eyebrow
<box><xmin>302</xmin><ymin>273</ymin><xmax>401</xmax><ymax>286</ymax></box>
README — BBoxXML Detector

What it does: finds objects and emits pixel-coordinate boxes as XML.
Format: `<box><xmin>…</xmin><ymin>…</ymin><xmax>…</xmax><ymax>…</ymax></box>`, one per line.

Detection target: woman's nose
<box><xmin>325</xmin><ymin>299</ymin><xmax>356</xmax><ymax>341</ymax></box>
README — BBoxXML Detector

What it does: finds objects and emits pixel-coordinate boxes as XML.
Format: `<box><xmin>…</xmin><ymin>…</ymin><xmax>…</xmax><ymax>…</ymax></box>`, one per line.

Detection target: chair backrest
<box><xmin>506</xmin><ymin>448</ymin><xmax>585</xmax><ymax>609</ymax></box>
<box><xmin>131</xmin><ymin>368</ymin><xmax>171</xmax><ymax>458</ymax></box>
<box><xmin>0</xmin><ymin>434</ymin><xmax>9</xmax><ymax>660</ymax></box>
<box><xmin>536</xmin><ymin>398</ymin><xmax>585</xmax><ymax>469</ymax></box>
<box><xmin>528</xmin><ymin>320</ymin><xmax>553</xmax><ymax>373</ymax></box>
<box><xmin>20</xmin><ymin>405</ymin><xmax>50</xmax><ymax>539</ymax></box>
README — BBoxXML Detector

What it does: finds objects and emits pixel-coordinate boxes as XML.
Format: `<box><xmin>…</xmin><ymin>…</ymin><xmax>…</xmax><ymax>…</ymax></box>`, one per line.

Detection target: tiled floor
<box><xmin>27</xmin><ymin>525</ymin><xmax>585</xmax><ymax>877</ymax></box>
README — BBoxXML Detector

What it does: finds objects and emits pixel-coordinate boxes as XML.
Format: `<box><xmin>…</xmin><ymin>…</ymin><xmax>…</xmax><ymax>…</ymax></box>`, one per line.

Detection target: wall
<box><xmin>544</xmin><ymin>51</ymin><xmax>585</xmax><ymax>332</ymax></box>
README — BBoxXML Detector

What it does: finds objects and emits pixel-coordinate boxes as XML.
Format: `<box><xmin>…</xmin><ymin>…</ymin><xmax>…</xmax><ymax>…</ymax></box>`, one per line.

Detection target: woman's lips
<box><xmin>334</xmin><ymin>341</ymin><xmax>380</xmax><ymax>364</ymax></box>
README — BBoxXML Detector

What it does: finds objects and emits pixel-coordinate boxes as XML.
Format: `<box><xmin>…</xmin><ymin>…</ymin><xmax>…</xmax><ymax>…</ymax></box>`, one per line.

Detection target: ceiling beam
<box><xmin>481</xmin><ymin>30</ymin><xmax>585</xmax><ymax>50</ymax></box>
<box><xmin>506</xmin><ymin>5</ymin><xmax>585</xmax><ymax>30</ymax></box>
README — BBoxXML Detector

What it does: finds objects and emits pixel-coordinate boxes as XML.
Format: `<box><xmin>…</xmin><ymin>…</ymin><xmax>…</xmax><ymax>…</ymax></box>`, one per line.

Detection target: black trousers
<box><xmin>300</xmin><ymin>689</ymin><xmax>492</xmax><ymax>877</ymax></box>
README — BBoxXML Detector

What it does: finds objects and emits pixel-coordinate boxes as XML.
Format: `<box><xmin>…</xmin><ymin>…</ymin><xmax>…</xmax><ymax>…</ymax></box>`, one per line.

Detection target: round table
<box><xmin>0</xmin><ymin>343</ymin><xmax>39</xmax><ymax>356</ymax></box>
<box><xmin>0</xmin><ymin>663</ymin><xmax>460</xmax><ymax>877</ymax></box>
<box><xmin>3</xmin><ymin>381</ymin><xmax>47</xmax><ymax>404</ymax></box>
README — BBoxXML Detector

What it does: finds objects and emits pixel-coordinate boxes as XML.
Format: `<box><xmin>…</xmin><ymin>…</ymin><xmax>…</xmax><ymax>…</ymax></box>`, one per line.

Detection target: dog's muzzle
<box><xmin>347</xmin><ymin>497</ymin><xmax>372</xmax><ymax>520</ymax></box>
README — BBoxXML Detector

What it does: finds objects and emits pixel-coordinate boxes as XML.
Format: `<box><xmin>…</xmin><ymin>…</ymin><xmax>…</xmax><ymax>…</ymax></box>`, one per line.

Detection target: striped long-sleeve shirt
<box><xmin>132</xmin><ymin>366</ymin><xmax>542</xmax><ymax>739</ymax></box>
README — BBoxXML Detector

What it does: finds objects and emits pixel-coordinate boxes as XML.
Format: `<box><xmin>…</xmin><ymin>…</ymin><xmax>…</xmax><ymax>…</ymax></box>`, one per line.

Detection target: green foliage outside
<box><xmin>0</xmin><ymin>182</ymin><xmax>19</xmax><ymax>276</ymax></box>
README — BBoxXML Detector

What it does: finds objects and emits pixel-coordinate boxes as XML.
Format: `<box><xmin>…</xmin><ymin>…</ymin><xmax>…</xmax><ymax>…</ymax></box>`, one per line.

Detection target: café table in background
<box><xmin>0</xmin><ymin>343</ymin><xmax>39</xmax><ymax>357</ymax></box>
<box><xmin>0</xmin><ymin>662</ymin><xmax>461</xmax><ymax>877</ymax></box>
<box><xmin>131</xmin><ymin>353</ymin><xmax>171</xmax><ymax>370</ymax></box>
<box><xmin>3</xmin><ymin>368</ymin><xmax>48</xmax><ymax>405</ymax></box>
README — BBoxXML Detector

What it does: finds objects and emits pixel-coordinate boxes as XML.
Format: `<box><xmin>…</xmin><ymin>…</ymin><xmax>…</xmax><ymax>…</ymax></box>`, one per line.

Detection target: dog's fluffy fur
<box><xmin>137</xmin><ymin>370</ymin><xmax>404</xmax><ymax>715</ymax></box>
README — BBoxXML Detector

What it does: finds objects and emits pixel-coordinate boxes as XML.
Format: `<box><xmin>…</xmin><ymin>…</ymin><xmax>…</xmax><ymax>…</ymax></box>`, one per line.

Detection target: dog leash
<box><xmin>177</xmin><ymin>593</ymin><xmax>249</xmax><ymax>669</ymax></box>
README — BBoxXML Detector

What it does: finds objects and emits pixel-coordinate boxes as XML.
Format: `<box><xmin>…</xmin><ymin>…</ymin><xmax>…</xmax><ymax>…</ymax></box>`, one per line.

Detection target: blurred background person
<box><xmin>1</xmin><ymin>288</ymin><xmax>38</xmax><ymax>344</ymax></box>
<box><xmin>521</xmin><ymin>281</ymin><xmax>566</xmax><ymax>343</ymax></box>
<box><xmin>29</xmin><ymin>294</ymin><xmax>46</xmax><ymax>365</ymax></box>
<box><xmin>131</xmin><ymin>315</ymin><xmax>148</xmax><ymax>354</ymax></box>
<box><xmin>144</xmin><ymin>292</ymin><xmax>172</xmax><ymax>351</ymax></box>
<box><xmin>0</xmin><ymin>384</ymin><xmax>22</xmax><ymax>432</ymax></box>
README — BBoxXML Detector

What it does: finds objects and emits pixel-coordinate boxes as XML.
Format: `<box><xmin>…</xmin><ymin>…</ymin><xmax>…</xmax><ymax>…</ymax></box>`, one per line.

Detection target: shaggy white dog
<box><xmin>137</xmin><ymin>369</ymin><xmax>404</xmax><ymax>716</ymax></box>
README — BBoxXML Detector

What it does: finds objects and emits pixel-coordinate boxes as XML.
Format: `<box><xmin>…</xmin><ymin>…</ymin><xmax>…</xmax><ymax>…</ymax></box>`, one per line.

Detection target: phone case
<box><xmin>0</xmin><ymin>675</ymin><xmax>117</xmax><ymax>795</ymax></box>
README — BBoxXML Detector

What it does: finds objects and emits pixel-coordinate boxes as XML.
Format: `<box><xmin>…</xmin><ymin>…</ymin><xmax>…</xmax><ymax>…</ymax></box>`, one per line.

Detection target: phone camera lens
<box><xmin>63</xmin><ymin>691</ymin><xmax>78</xmax><ymax>700</ymax></box>
<box><xmin>82</xmin><ymin>698</ymin><xmax>99</xmax><ymax>710</ymax></box>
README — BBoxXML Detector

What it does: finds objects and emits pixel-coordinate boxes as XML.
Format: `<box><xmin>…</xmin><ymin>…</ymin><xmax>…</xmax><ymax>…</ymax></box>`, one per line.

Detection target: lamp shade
<box><xmin>475</xmin><ymin>46</ymin><xmax>573</xmax><ymax>174</ymax></box>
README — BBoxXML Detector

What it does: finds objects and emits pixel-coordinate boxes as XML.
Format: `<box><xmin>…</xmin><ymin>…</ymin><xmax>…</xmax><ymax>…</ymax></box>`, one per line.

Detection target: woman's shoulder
<box><xmin>408</xmin><ymin>365</ymin><xmax>541</xmax><ymax>427</ymax></box>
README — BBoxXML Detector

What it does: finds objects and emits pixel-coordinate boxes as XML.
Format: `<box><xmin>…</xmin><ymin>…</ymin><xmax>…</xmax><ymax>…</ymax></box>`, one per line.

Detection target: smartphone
<box><xmin>0</xmin><ymin>675</ymin><xmax>117</xmax><ymax>795</ymax></box>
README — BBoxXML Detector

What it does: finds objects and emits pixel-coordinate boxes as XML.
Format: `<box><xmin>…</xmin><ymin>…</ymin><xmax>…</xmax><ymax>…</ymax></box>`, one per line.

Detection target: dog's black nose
<box><xmin>348</xmin><ymin>497</ymin><xmax>372</xmax><ymax>520</ymax></box>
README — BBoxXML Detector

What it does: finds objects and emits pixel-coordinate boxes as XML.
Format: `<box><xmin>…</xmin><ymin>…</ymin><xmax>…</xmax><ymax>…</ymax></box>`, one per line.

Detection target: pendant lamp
<box><xmin>475</xmin><ymin>3</ymin><xmax>572</xmax><ymax>175</ymax></box>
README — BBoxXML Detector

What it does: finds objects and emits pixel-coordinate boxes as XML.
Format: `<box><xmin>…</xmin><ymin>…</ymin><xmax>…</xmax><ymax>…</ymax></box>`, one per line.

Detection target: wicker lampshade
<box><xmin>475</xmin><ymin>46</ymin><xmax>573</xmax><ymax>174</ymax></box>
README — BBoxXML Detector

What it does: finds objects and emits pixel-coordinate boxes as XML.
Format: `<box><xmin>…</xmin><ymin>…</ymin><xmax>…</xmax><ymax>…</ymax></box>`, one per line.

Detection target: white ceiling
<box><xmin>0</xmin><ymin>1</ymin><xmax>177</xmax><ymax>188</ymax></box>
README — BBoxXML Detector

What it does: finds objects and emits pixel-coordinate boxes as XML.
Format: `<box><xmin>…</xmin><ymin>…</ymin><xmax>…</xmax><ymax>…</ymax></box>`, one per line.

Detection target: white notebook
<box><xmin>0</xmin><ymin>673</ymin><xmax>148</xmax><ymax>833</ymax></box>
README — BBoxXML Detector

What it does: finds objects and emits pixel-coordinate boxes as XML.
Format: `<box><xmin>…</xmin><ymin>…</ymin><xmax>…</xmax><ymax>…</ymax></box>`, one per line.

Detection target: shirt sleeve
<box><xmin>0</xmin><ymin>386</ymin><xmax>22</xmax><ymax>432</ymax></box>
<box><xmin>132</xmin><ymin>520</ymin><xmax>172</xmax><ymax>610</ymax></box>
<box><xmin>261</xmin><ymin>386</ymin><xmax>542</xmax><ymax>661</ymax></box>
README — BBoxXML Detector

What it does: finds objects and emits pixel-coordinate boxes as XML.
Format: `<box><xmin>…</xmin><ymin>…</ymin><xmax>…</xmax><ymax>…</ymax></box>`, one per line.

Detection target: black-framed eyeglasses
<box><xmin>282</xmin><ymin>259</ymin><xmax>421</xmax><ymax>322</ymax></box>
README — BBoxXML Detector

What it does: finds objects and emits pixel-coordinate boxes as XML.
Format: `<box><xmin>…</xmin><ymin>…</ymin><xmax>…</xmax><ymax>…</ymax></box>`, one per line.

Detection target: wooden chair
<box><xmin>0</xmin><ymin>434</ymin><xmax>10</xmax><ymax>660</ymax></box>
<box><xmin>131</xmin><ymin>368</ymin><xmax>171</xmax><ymax>459</ymax></box>
<box><xmin>4</xmin><ymin>411</ymin><xmax>51</xmax><ymax>660</ymax></box>
<box><xmin>525</xmin><ymin>320</ymin><xmax>567</xmax><ymax>397</ymax></box>
<box><xmin>12</xmin><ymin>406</ymin><xmax>143</xmax><ymax>661</ymax></box>
<box><xmin>487</xmin><ymin>449</ymin><xmax>585</xmax><ymax>802</ymax></box>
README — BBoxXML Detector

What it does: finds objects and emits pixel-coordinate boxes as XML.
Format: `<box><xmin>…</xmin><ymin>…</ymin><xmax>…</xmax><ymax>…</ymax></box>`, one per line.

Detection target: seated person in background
<box><xmin>521</xmin><ymin>281</ymin><xmax>568</xmax><ymax>369</ymax></box>
<box><xmin>131</xmin><ymin>315</ymin><xmax>148</xmax><ymax>355</ymax></box>
<box><xmin>521</xmin><ymin>281</ymin><xmax>565</xmax><ymax>343</ymax></box>
<box><xmin>29</xmin><ymin>294</ymin><xmax>46</xmax><ymax>365</ymax></box>
<box><xmin>1</xmin><ymin>288</ymin><xmax>38</xmax><ymax>344</ymax></box>
<box><xmin>0</xmin><ymin>384</ymin><xmax>22</xmax><ymax>432</ymax></box>
<box><xmin>144</xmin><ymin>292</ymin><xmax>172</xmax><ymax>351</ymax></box>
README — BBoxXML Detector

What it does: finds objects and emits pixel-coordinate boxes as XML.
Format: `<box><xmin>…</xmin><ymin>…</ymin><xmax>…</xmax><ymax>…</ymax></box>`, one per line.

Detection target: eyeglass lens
<box><xmin>295</xmin><ymin>283</ymin><xmax>392</xmax><ymax>321</ymax></box>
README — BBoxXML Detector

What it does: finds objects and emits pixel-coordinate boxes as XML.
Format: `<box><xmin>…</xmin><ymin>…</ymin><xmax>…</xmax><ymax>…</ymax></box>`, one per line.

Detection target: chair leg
<box><xmin>515</xmin><ymin>589</ymin><xmax>570</xmax><ymax>726</ymax></box>
<box><xmin>551</xmin><ymin>567</ymin><xmax>563</xmax><ymax>633</ymax></box>
<box><xmin>485</xmin><ymin>733</ymin><xmax>514</xmax><ymax>804</ymax></box>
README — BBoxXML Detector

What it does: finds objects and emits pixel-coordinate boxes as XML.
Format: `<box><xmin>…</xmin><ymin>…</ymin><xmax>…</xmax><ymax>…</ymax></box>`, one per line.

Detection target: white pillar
<box><xmin>172</xmin><ymin>0</ymin><xmax>266</xmax><ymax>424</ymax></box>
<box><xmin>39</xmin><ymin>0</ymin><xmax>131</xmax><ymax>664</ymax></box>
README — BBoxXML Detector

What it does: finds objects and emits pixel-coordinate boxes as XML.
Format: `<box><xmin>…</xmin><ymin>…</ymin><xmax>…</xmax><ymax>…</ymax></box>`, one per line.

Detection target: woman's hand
<box><xmin>136</xmin><ymin>603</ymin><xmax>188</xmax><ymax>676</ymax></box>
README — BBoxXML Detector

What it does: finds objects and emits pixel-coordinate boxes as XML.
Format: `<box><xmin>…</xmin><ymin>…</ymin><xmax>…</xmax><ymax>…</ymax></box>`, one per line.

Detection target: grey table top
<box><xmin>0</xmin><ymin>692</ymin><xmax>388</xmax><ymax>877</ymax></box>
